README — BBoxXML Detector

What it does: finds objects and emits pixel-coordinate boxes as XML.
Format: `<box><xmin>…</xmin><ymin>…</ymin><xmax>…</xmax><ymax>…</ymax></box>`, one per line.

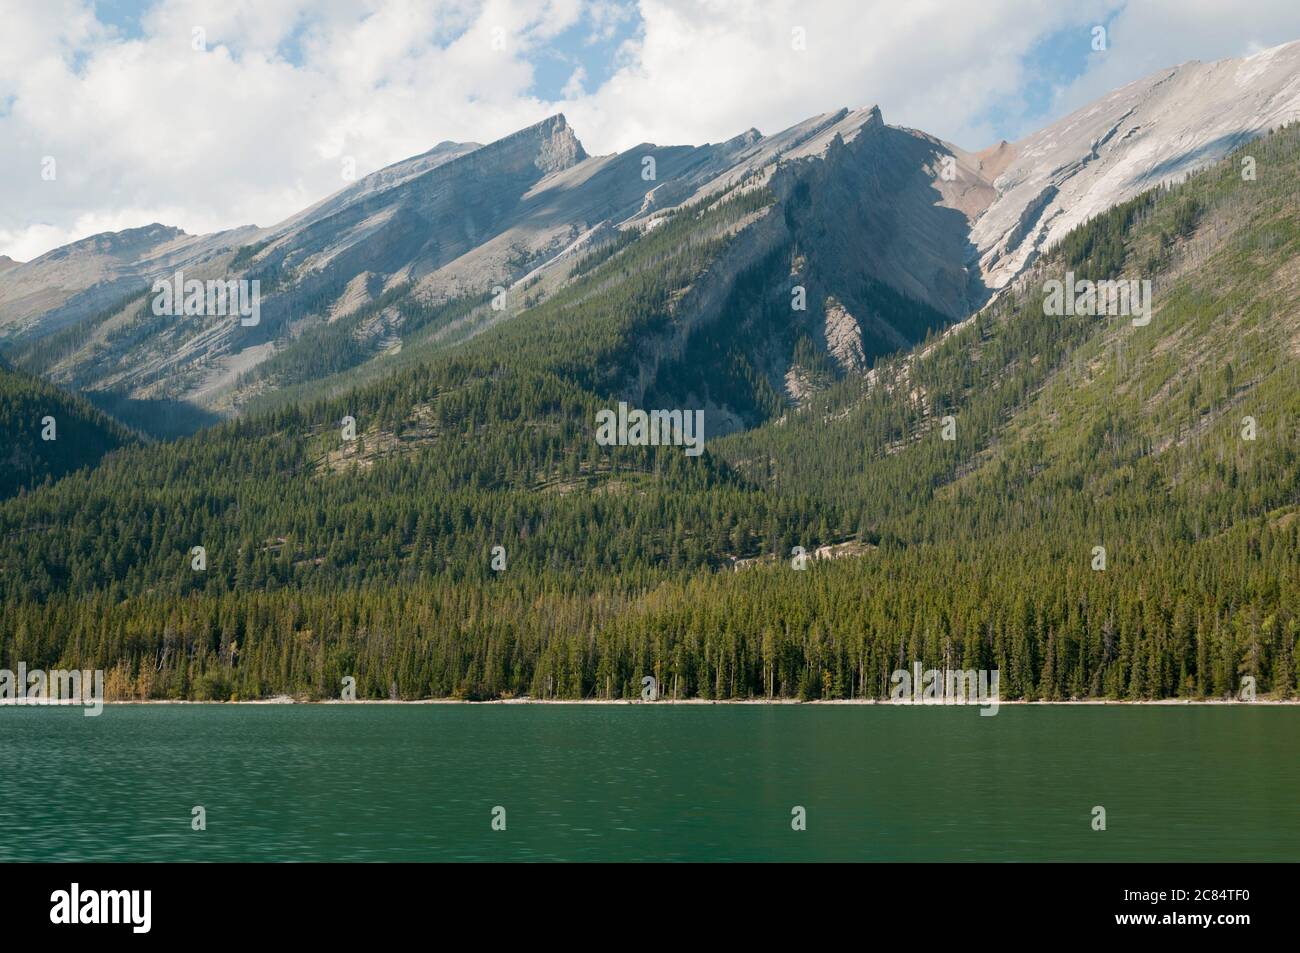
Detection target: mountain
<box><xmin>6</xmin><ymin>42</ymin><xmax>1300</xmax><ymax>440</ymax></box>
<box><xmin>971</xmin><ymin>39</ymin><xmax>1300</xmax><ymax>288</ymax></box>
<box><xmin>0</xmin><ymin>222</ymin><xmax>258</xmax><ymax>337</ymax></box>
<box><xmin>1</xmin><ymin>42</ymin><xmax>1299</xmax><ymax>700</ymax></box>
<box><xmin>0</xmin><ymin>108</ymin><xmax>987</xmax><ymax>431</ymax></box>
<box><xmin>0</xmin><ymin>113</ymin><xmax>1297</xmax><ymax>701</ymax></box>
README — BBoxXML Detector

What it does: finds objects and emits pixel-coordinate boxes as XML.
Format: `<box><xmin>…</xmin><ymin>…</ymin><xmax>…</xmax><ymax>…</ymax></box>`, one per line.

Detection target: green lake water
<box><xmin>1</xmin><ymin>704</ymin><xmax>1295</xmax><ymax>861</ymax></box>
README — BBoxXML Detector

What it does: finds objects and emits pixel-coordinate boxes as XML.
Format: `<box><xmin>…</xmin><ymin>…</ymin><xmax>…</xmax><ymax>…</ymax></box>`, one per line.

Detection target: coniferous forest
<box><xmin>2</xmin><ymin>127</ymin><xmax>1299</xmax><ymax>703</ymax></box>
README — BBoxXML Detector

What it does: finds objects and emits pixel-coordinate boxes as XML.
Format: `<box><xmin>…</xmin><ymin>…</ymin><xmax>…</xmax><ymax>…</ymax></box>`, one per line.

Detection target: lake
<box><xmin>1</xmin><ymin>704</ymin><xmax>1295</xmax><ymax>861</ymax></box>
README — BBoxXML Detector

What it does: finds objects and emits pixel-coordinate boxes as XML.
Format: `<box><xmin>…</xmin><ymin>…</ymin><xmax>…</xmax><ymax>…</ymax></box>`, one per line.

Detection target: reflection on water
<box><xmin>1</xmin><ymin>705</ymin><xmax>1295</xmax><ymax>861</ymax></box>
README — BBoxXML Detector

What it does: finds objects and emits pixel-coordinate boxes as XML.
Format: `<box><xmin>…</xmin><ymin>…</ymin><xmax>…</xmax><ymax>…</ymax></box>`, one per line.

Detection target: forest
<box><xmin>1</xmin><ymin>126</ymin><xmax>1298</xmax><ymax>702</ymax></box>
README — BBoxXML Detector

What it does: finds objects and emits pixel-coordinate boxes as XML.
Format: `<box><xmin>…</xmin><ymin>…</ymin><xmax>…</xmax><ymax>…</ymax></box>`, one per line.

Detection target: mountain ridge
<box><xmin>971</xmin><ymin>37</ymin><xmax>1300</xmax><ymax>288</ymax></box>
<box><xmin>3</xmin><ymin>40</ymin><xmax>1300</xmax><ymax>436</ymax></box>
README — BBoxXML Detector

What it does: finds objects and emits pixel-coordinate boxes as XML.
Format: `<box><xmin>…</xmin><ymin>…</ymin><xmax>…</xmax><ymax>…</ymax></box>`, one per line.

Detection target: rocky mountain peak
<box><xmin>498</xmin><ymin>113</ymin><xmax>588</xmax><ymax>175</ymax></box>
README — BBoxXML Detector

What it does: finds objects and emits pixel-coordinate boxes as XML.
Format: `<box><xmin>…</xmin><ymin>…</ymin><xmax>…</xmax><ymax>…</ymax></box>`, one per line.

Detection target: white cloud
<box><xmin>562</xmin><ymin>64</ymin><xmax>588</xmax><ymax>98</ymax></box>
<box><xmin>0</xmin><ymin>0</ymin><xmax>577</xmax><ymax>260</ymax></box>
<box><xmin>2</xmin><ymin>0</ymin><xmax>1298</xmax><ymax>261</ymax></box>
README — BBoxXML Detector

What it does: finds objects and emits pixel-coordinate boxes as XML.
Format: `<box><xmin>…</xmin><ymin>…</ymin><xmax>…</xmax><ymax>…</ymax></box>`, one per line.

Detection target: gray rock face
<box><xmin>263</xmin><ymin>140</ymin><xmax>482</xmax><ymax>242</ymax></box>
<box><xmin>246</xmin><ymin>114</ymin><xmax>589</xmax><ymax>293</ymax></box>
<box><xmin>0</xmin><ymin>222</ymin><xmax>256</xmax><ymax>336</ymax></box>
<box><xmin>971</xmin><ymin>39</ymin><xmax>1300</xmax><ymax>289</ymax></box>
<box><xmin>822</xmin><ymin>298</ymin><xmax>866</xmax><ymax>374</ymax></box>
<box><xmin>774</xmin><ymin>113</ymin><xmax>988</xmax><ymax>322</ymax></box>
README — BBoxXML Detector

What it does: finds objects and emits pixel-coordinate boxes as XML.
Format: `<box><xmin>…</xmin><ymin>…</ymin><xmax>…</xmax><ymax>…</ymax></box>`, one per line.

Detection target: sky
<box><xmin>2</xmin><ymin>0</ymin><xmax>1299</xmax><ymax>262</ymax></box>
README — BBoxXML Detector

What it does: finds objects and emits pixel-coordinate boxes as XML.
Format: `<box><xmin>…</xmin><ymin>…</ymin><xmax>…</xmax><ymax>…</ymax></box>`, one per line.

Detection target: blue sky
<box><xmin>987</xmin><ymin>18</ymin><xmax>1119</xmax><ymax>142</ymax></box>
<box><xmin>80</xmin><ymin>0</ymin><xmax>1108</xmax><ymax>142</ymax></box>
<box><xmin>518</xmin><ymin>5</ymin><xmax>640</xmax><ymax>99</ymax></box>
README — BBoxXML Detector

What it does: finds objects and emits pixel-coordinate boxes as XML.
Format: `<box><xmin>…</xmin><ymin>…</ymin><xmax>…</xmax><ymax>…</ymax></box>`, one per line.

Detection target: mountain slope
<box><xmin>0</xmin><ymin>223</ymin><xmax>257</xmax><ymax>337</ymax></box>
<box><xmin>0</xmin><ymin>356</ymin><xmax>137</xmax><ymax>498</ymax></box>
<box><xmin>0</xmin><ymin>108</ymin><xmax>984</xmax><ymax>428</ymax></box>
<box><xmin>7</xmin><ymin>40</ymin><xmax>1299</xmax><ymax>435</ymax></box>
<box><xmin>1</xmin><ymin>121</ymin><xmax>1298</xmax><ymax>701</ymax></box>
<box><xmin>972</xmin><ymin>38</ymin><xmax>1300</xmax><ymax>289</ymax></box>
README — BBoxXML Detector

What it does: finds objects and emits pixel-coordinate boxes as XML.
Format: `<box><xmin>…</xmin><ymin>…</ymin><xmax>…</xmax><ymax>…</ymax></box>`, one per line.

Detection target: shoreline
<box><xmin>17</xmin><ymin>696</ymin><xmax>1296</xmax><ymax>707</ymax></box>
